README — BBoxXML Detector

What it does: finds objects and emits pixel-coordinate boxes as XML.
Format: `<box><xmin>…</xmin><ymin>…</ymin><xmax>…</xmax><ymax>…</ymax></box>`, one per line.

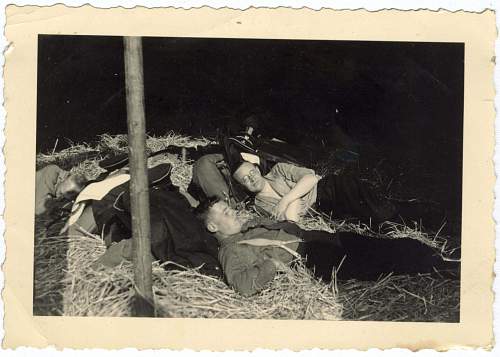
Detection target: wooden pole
<box><xmin>123</xmin><ymin>36</ymin><xmax>155</xmax><ymax>317</ymax></box>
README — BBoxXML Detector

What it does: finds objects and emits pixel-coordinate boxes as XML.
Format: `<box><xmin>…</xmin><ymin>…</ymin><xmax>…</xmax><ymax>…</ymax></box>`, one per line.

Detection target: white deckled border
<box><xmin>0</xmin><ymin>1</ymin><xmax>497</xmax><ymax>357</ymax></box>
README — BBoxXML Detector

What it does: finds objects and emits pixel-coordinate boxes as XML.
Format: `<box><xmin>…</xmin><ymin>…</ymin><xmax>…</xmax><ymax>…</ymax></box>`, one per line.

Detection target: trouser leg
<box><xmin>316</xmin><ymin>172</ymin><xmax>396</xmax><ymax>223</ymax></box>
<box><xmin>298</xmin><ymin>230</ymin><xmax>459</xmax><ymax>282</ymax></box>
<box><xmin>297</xmin><ymin>230</ymin><xmax>345</xmax><ymax>281</ymax></box>
<box><xmin>189</xmin><ymin>154</ymin><xmax>230</xmax><ymax>203</ymax></box>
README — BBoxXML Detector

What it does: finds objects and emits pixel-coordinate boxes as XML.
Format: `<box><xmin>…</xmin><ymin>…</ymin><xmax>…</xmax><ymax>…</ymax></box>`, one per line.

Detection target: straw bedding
<box><xmin>34</xmin><ymin>134</ymin><xmax>459</xmax><ymax>321</ymax></box>
<box><xmin>59</xmin><ymin>235</ymin><xmax>341</xmax><ymax>319</ymax></box>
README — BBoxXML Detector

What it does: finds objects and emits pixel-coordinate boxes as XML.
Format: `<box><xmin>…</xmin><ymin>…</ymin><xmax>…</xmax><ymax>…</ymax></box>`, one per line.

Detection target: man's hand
<box><xmin>270</xmin><ymin>258</ymin><xmax>290</xmax><ymax>272</ymax></box>
<box><xmin>271</xmin><ymin>197</ymin><xmax>291</xmax><ymax>221</ymax></box>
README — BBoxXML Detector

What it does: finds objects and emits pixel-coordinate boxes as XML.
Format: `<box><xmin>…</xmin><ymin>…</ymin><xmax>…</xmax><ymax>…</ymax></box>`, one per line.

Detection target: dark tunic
<box><xmin>93</xmin><ymin>181</ymin><xmax>222</xmax><ymax>277</ymax></box>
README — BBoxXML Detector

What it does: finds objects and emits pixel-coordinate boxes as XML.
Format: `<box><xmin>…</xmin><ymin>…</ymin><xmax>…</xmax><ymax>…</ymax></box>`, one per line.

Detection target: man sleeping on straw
<box><xmin>196</xmin><ymin>199</ymin><xmax>460</xmax><ymax>297</ymax></box>
<box><xmin>35</xmin><ymin>164</ymin><xmax>88</xmax><ymax>216</ymax></box>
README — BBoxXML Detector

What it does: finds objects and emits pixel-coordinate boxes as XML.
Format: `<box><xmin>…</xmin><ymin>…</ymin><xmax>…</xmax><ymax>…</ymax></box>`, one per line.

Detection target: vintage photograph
<box><xmin>33</xmin><ymin>34</ymin><xmax>463</xmax><ymax>322</ymax></box>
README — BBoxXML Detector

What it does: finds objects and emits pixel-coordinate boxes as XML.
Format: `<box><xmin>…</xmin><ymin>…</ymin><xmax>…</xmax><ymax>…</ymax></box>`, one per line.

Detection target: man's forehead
<box><xmin>212</xmin><ymin>201</ymin><xmax>228</xmax><ymax>212</ymax></box>
<box><xmin>235</xmin><ymin>162</ymin><xmax>255</xmax><ymax>176</ymax></box>
<box><xmin>65</xmin><ymin>180</ymin><xmax>79</xmax><ymax>189</ymax></box>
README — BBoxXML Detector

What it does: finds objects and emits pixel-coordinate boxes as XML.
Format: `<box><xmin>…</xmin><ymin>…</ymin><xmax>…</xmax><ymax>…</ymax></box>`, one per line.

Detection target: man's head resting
<box><xmin>233</xmin><ymin>161</ymin><xmax>265</xmax><ymax>193</ymax></box>
<box><xmin>56</xmin><ymin>173</ymin><xmax>87</xmax><ymax>200</ymax></box>
<box><xmin>196</xmin><ymin>199</ymin><xmax>243</xmax><ymax>238</ymax></box>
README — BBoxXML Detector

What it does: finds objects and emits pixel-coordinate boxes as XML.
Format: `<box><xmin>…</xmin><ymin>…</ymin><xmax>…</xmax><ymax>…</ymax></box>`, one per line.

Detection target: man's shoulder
<box><xmin>37</xmin><ymin>164</ymin><xmax>64</xmax><ymax>176</ymax></box>
<box><xmin>219</xmin><ymin>235</ymin><xmax>241</xmax><ymax>252</ymax></box>
<box><xmin>269</xmin><ymin>162</ymin><xmax>288</xmax><ymax>174</ymax></box>
<box><xmin>218</xmin><ymin>238</ymin><xmax>245</xmax><ymax>266</ymax></box>
<box><xmin>219</xmin><ymin>231</ymin><xmax>261</xmax><ymax>253</ymax></box>
<box><xmin>36</xmin><ymin>164</ymin><xmax>66</xmax><ymax>184</ymax></box>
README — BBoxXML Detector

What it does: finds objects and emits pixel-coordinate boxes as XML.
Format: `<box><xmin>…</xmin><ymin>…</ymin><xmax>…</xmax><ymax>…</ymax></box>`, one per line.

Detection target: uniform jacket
<box><xmin>218</xmin><ymin>220</ymin><xmax>303</xmax><ymax>296</ymax></box>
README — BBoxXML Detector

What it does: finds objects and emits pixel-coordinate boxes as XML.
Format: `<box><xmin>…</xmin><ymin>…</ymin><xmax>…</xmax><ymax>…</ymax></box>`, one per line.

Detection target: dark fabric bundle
<box><xmin>92</xmin><ymin>165</ymin><xmax>222</xmax><ymax>278</ymax></box>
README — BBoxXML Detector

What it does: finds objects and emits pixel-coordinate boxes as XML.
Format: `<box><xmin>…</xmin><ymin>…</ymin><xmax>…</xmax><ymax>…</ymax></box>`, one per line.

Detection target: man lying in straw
<box><xmin>35</xmin><ymin>164</ymin><xmax>88</xmax><ymax>216</ymax></box>
<box><xmin>196</xmin><ymin>199</ymin><xmax>460</xmax><ymax>297</ymax></box>
<box><xmin>232</xmin><ymin>160</ymin><xmax>397</xmax><ymax>224</ymax></box>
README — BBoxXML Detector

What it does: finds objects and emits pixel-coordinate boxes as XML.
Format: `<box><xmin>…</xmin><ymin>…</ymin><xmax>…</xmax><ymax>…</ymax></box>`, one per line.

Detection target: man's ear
<box><xmin>207</xmin><ymin>221</ymin><xmax>218</xmax><ymax>233</ymax></box>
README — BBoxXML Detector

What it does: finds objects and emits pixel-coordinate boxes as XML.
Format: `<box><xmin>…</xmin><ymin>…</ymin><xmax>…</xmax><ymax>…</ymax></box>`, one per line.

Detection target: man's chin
<box><xmin>236</xmin><ymin>216</ymin><xmax>246</xmax><ymax>225</ymax></box>
<box><xmin>251</xmin><ymin>184</ymin><xmax>263</xmax><ymax>192</ymax></box>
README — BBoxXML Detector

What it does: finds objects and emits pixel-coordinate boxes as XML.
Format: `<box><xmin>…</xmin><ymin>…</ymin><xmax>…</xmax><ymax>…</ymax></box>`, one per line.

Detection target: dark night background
<box><xmin>36</xmin><ymin>35</ymin><xmax>464</xmax><ymax>237</ymax></box>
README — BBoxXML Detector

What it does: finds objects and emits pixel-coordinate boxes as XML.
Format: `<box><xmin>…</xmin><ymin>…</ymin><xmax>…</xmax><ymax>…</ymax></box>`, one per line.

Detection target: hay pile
<box><xmin>34</xmin><ymin>219</ymin><xmax>69</xmax><ymax>316</ymax></box>
<box><xmin>34</xmin><ymin>133</ymin><xmax>459</xmax><ymax>321</ymax></box>
<box><xmin>60</xmin><ymin>235</ymin><xmax>341</xmax><ymax>319</ymax></box>
<box><xmin>36</xmin><ymin>133</ymin><xmax>342</xmax><ymax>319</ymax></box>
<box><xmin>338</xmin><ymin>273</ymin><xmax>459</xmax><ymax>322</ymax></box>
<box><xmin>36</xmin><ymin>225</ymin><xmax>341</xmax><ymax>319</ymax></box>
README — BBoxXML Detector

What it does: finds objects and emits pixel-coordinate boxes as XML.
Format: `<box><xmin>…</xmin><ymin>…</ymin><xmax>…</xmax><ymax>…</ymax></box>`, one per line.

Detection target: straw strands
<box><xmin>338</xmin><ymin>272</ymin><xmax>459</xmax><ymax>322</ymax></box>
<box><xmin>34</xmin><ymin>134</ymin><xmax>459</xmax><ymax>321</ymax></box>
<box><xmin>60</xmin><ymin>234</ymin><xmax>341</xmax><ymax>319</ymax></box>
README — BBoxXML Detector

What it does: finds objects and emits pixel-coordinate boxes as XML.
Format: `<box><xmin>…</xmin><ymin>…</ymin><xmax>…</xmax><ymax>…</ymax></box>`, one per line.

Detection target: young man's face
<box><xmin>55</xmin><ymin>177</ymin><xmax>81</xmax><ymax>200</ymax></box>
<box><xmin>208</xmin><ymin>201</ymin><xmax>243</xmax><ymax>236</ymax></box>
<box><xmin>233</xmin><ymin>162</ymin><xmax>265</xmax><ymax>193</ymax></box>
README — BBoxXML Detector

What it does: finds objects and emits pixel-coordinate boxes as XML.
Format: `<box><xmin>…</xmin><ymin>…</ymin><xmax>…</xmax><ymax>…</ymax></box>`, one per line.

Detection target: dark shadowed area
<box><xmin>36</xmin><ymin>35</ymin><xmax>463</xmax><ymax>237</ymax></box>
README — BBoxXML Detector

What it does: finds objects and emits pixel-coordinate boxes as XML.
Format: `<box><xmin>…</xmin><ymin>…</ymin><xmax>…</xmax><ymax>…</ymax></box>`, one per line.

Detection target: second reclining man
<box><xmin>197</xmin><ymin>200</ymin><xmax>459</xmax><ymax>297</ymax></box>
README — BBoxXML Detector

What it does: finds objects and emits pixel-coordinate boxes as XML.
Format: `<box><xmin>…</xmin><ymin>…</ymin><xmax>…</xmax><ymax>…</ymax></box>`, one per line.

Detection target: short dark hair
<box><xmin>193</xmin><ymin>197</ymin><xmax>220</xmax><ymax>227</ymax></box>
<box><xmin>69</xmin><ymin>173</ymin><xmax>88</xmax><ymax>190</ymax></box>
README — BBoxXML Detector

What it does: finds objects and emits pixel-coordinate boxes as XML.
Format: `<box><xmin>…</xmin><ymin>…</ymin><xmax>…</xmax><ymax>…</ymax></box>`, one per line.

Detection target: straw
<box><xmin>33</xmin><ymin>133</ymin><xmax>459</xmax><ymax>321</ymax></box>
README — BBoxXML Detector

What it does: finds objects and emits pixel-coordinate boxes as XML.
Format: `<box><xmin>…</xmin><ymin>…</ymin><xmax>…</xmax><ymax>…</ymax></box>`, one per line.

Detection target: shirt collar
<box><xmin>218</xmin><ymin>232</ymin><xmax>245</xmax><ymax>246</ymax></box>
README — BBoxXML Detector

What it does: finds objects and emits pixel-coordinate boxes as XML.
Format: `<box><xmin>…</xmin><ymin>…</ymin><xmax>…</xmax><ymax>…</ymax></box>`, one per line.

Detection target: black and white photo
<box><xmin>3</xmin><ymin>5</ymin><xmax>495</xmax><ymax>350</ymax></box>
<box><xmin>34</xmin><ymin>34</ymin><xmax>463</xmax><ymax>321</ymax></box>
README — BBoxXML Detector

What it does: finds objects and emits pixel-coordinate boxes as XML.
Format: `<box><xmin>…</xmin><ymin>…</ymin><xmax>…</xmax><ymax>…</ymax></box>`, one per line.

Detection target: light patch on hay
<box><xmin>170</xmin><ymin>161</ymin><xmax>193</xmax><ymax>191</ymax></box>
<box><xmin>378</xmin><ymin>220</ymin><xmax>453</xmax><ymax>256</ymax></box>
<box><xmin>70</xmin><ymin>157</ymin><xmax>105</xmax><ymax>180</ymax></box>
<box><xmin>95</xmin><ymin>132</ymin><xmax>212</xmax><ymax>155</ymax></box>
<box><xmin>61</xmin><ymin>236</ymin><xmax>342</xmax><ymax>319</ymax></box>
<box><xmin>145</xmin><ymin>132</ymin><xmax>212</xmax><ymax>152</ymax></box>
<box><xmin>38</xmin><ymin>142</ymin><xmax>96</xmax><ymax>161</ymax></box>
<box><xmin>37</xmin><ymin>132</ymin><xmax>211</xmax><ymax>189</ymax></box>
<box><xmin>300</xmin><ymin>208</ymin><xmax>453</xmax><ymax>257</ymax></box>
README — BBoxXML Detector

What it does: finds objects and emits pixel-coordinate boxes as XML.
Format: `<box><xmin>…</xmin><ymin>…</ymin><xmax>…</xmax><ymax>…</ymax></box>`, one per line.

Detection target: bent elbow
<box><xmin>310</xmin><ymin>174</ymin><xmax>320</xmax><ymax>184</ymax></box>
<box><xmin>285</xmin><ymin>211</ymin><xmax>300</xmax><ymax>222</ymax></box>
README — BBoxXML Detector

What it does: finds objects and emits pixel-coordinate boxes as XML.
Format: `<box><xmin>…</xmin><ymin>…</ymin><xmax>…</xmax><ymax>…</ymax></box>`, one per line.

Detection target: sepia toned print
<box><xmin>33</xmin><ymin>34</ymin><xmax>462</xmax><ymax>321</ymax></box>
<box><xmin>3</xmin><ymin>6</ymin><xmax>495</xmax><ymax>350</ymax></box>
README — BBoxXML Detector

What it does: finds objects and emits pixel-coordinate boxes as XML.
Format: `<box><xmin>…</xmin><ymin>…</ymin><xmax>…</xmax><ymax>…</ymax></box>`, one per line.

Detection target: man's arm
<box><xmin>220</xmin><ymin>246</ymin><xmax>277</xmax><ymax>297</ymax></box>
<box><xmin>283</xmin><ymin>198</ymin><xmax>303</xmax><ymax>222</ymax></box>
<box><xmin>271</xmin><ymin>163</ymin><xmax>319</xmax><ymax>220</ymax></box>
